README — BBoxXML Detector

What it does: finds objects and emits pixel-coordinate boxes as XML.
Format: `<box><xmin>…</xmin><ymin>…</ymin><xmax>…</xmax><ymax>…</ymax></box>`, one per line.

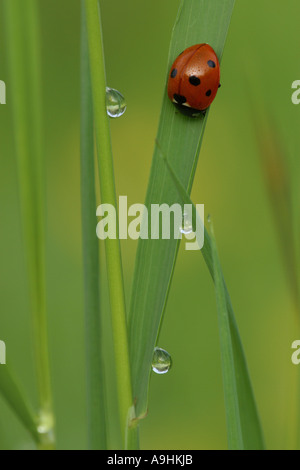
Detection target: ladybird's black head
<box><xmin>173</xmin><ymin>102</ymin><xmax>206</xmax><ymax>118</ymax></box>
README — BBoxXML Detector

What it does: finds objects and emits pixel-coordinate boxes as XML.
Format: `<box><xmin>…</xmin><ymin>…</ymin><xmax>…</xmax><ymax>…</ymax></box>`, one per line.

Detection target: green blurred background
<box><xmin>0</xmin><ymin>0</ymin><xmax>300</xmax><ymax>450</ymax></box>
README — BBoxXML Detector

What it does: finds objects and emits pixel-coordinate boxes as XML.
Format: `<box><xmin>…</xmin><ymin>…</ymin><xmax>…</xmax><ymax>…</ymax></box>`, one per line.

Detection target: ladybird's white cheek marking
<box><xmin>172</xmin><ymin>99</ymin><xmax>191</xmax><ymax>107</ymax></box>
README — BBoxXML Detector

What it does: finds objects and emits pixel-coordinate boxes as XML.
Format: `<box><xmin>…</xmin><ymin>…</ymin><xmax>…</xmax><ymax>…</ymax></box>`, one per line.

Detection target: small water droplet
<box><xmin>180</xmin><ymin>212</ymin><xmax>193</xmax><ymax>235</ymax></box>
<box><xmin>207</xmin><ymin>214</ymin><xmax>211</xmax><ymax>223</ymax></box>
<box><xmin>106</xmin><ymin>87</ymin><xmax>126</xmax><ymax>118</ymax></box>
<box><xmin>37</xmin><ymin>410</ymin><xmax>55</xmax><ymax>449</ymax></box>
<box><xmin>152</xmin><ymin>347</ymin><xmax>172</xmax><ymax>375</ymax></box>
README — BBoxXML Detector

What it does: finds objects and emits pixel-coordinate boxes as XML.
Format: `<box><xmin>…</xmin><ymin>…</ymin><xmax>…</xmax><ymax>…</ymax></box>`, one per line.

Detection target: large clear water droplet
<box><xmin>180</xmin><ymin>212</ymin><xmax>193</xmax><ymax>235</ymax></box>
<box><xmin>106</xmin><ymin>87</ymin><xmax>126</xmax><ymax>118</ymax></box>
<box><xmin>152</xmin><ymin>347</ymin><xmax>172</xmax><ymax>375</ymax></box>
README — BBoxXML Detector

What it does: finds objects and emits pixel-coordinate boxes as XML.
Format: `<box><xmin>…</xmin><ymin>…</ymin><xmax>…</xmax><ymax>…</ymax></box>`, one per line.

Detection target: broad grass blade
<box><xmin>129</xmin><ymin>0</ymin><xmax>236</xmax><ymax>418</ymax></box>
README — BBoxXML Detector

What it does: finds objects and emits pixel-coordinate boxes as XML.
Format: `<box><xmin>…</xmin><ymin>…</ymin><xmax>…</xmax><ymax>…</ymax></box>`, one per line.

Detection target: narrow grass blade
<box><xmin>3</xmin><ymin>0</ymin><xmax>54</xmax><ymax>447</ymax></box>
<box><xmin>80</xmin><ymin>1</ymin><xmax>107</xmax><ymax>450</ymax></box>
<box><xmin>208</xmin><ymin>220</ymin><xmax>242</xmax><ymax>448</ymax></box>
<box><xmin>209</xmin><ymin>221</ymin><xmax>243</xmax><ymax>449</ymax></box>
<box><xmin>84</xmin><ymin>0</ymin><xmax>137</xmax><ymax>449</ymax></box>
<box><xmin>211</xmin><ymin>226</ymin><xmax>265</xmax><ymax>449</ymax></box>
<box><xmin>129</xmin><ymin>0</ymin><xmax>236</xmax><ymax>419</ymax></box>
<box><xmin>0</xmin><ymin>365</ymin><xmax>39</xmax><ymax>444</ymax></box>
<box><xmin>161</xmin><ymin>154</ymin><xmax>265</xmax><ymax>449</ymax></box>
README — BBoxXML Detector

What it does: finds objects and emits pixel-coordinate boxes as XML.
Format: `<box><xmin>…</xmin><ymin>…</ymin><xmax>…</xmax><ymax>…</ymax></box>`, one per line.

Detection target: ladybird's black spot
<box><xmin>189</xmin><ymin>75</ymin><xmax>201</xmax><ymax>86</ymax></box>
<box><xmin>218</xmin><ymin>83</ymin><xmax>221</xmax><ymax>88</ymax></box>
<box><xmin>173</xmin><ymin>94</ymin><xmax>187</xmax><ymax>105</ymax></box>
<box><xmin>171</xmin><ymin>68</ymin><xmax>177</xmax><ymax>78</ymax></box>
<box><xmin>206</xmin><ymin>90</ymin><xmax>212</xmax><ymax>97</ymax></box>
<box><xmin>207</xmin><ymin>60</ymin><xmax>216</xmax><ymax>68</ymax></box>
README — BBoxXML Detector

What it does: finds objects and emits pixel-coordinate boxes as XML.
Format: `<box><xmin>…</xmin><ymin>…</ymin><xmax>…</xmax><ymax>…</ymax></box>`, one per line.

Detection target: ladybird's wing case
<box><xmin>167</xmin><ymin>44</ymin><xmax>205</xmax><ymax>102</ymax></box>
<box><xmin>180</xmin><ymin>45</ymin><xmax>220</xmax><ymax>110</ymax></box>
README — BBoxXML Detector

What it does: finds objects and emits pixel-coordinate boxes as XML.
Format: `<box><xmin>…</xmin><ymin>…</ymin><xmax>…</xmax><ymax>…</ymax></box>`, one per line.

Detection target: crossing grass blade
<box><xmin>160</xmin><ymin>154</ymin><xmax>265</xmax><ymax>449</ymax></box>
<box><xmin>128</xmin><ymin>0</ymin><xmax>236</xmax><ymax>419</ymax></box>
<box><xmin>209</xmin><ymin>220</ymin><xmax>243</xmax><ymax>449</ymax></box>
<box><xmin>210</xmin><ymin>222</ymin><xmax>264</xmax><ymax>449</ymax></box>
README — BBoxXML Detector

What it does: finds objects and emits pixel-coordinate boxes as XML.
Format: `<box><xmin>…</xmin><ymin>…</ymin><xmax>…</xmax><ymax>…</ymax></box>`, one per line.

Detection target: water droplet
<box><xmin>37</xmin><ymin>410</ymin><xmax>55</xmax><ymax>449</ymax></box>
<box><xmin>180</xmin><ymin>212</ymin><xmax>193</xmax><ymax>235</ymax></box>
<box><xmin>207</xmin><ymin>214</ymin><xmax>211</xmax><ymax>223</ymax></box>
<box><xmin>152</xmin><ymin>347</ymin><xmax>172</xmax><ymax>375</ymax></box>
<box><xmin>106</xmin><ymin>87</ymin><xmax>126</xmax><ymax>118</ymax></box>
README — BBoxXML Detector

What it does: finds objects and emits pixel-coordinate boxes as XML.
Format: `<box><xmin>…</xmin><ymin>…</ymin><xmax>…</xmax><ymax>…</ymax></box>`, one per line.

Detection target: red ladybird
<box><xmin>167</xmin><ymin>44</ymin><xmax>220</xmax><ymax>117</ymax></box>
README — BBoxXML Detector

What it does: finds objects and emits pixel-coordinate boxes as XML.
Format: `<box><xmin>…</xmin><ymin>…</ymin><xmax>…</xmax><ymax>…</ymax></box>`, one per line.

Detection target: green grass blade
<box><xmin>3</xmin><ymin>0</ymin><xmax>54</xmax><ymax>448</ymax></box>
<box><xmin>80</xmin><ymin>1</ymin><xmax>107</xmax><ymax>450</ymax></box>
<box><xmin>0</xmin><ymin>365</ymin><xmax>39</xmax><ymax>444</ymax></box>
<box><xmin>211</xmin><ymin>226</ymin><xmax>265</xmax><ymax>449</ymax></box>
<box><xmin>84</xmin><ymin>0</ymin><xmax>137</xmax><ymax>449</ymax></box>
<box><xmin>161</xmin><ymin>154</ymin><xmax>265</xmax><ymax>449</ymax></box>
<box><xmin>209</xmin><ymin>221</ymin><xmax>244</xmax><ymax>449</ymax></box>
<box><xmin>129</xmin><ymin>0</ymin><xmax>235</xmax><ymax>419</ymax></box>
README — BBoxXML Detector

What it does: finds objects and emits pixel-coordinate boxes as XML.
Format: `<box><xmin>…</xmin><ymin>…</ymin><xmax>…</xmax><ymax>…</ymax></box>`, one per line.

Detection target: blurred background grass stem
<box><xmin>3</xmin><ymin>0</ymin><xmax>55</xmax><ymax>449</ymax></box>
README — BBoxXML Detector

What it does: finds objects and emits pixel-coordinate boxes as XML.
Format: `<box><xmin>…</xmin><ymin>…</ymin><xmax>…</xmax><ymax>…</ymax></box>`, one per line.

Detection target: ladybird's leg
<box><xmin>201</xmin><ymin>109</ymin><xmax>207</xmax><ymax>117</ymax></box>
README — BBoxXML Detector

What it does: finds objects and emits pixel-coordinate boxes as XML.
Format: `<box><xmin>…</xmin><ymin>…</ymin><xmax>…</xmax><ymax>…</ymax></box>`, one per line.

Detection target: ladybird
<box><xmin>167</xmin><ymin>44</ymin><xmax>220</xmax><ymax>117</ymax></box>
